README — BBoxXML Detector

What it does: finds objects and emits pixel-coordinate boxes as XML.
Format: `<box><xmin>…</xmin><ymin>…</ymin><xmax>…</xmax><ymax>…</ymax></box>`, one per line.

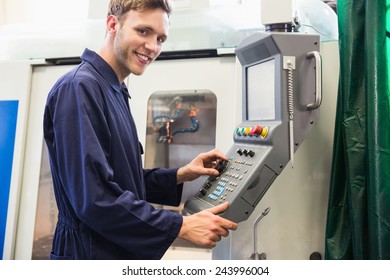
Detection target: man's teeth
<box><xmin>137</xmin><ymin>53</ymin><xmax>149</xmax><ymax>61</ymax></box>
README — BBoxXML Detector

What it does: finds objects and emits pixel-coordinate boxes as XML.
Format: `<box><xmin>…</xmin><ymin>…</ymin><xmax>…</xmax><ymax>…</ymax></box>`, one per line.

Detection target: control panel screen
<box><xmin>246</xmin><ymin>59</ymin><xmax>275</xmax><ymax>121</ymax></box>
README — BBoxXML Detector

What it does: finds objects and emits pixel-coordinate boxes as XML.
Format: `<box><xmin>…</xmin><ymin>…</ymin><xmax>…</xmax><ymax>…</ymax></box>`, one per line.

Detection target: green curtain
<box><xmin>325</xmin><ymin>0</ymin><xmax>390</xmax><ymax>259</ymax></box>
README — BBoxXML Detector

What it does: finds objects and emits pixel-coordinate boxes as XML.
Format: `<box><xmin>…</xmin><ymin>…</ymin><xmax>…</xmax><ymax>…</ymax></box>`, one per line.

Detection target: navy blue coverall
<box><xmin>43</xmin><ymin>49</ymin><xmax>183</xmax><ymax>260</ymax></box>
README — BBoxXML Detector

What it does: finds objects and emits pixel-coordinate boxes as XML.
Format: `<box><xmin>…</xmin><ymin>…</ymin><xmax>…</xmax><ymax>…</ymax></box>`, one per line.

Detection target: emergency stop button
<box><xmin>250</xmin><ymin>125</ymin><xmax>263</xmax><ymax>136</ymax></box>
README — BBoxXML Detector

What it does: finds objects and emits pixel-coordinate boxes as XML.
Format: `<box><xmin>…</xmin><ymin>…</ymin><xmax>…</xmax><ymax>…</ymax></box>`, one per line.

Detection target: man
<box><xmin>43</xmin><ymin>0</ymin><xmax>237</xmax><ymax>260</ymax></box>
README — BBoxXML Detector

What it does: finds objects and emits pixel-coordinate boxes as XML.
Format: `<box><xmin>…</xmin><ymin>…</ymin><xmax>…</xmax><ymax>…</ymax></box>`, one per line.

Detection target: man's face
<box><xmin>113</xmin><ymin>8</ymin><xmax>169</xmax><ymax>76</ymax></box>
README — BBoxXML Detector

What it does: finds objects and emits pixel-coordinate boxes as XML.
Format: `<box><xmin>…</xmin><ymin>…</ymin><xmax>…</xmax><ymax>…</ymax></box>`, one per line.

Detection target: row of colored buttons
<box><xmin>235</xmin><ymin>125</ymin><xmax>268</xmax><ymax>138</ymax></box>
<box><xmin>213</xmin><ymin>186</ymin><xmax>225</xmax><ymax>197</ymax></box>
<box><xmin>209</xmin><ymin>181</ymin><xmax>228</xmax><ymax>200</ymax></box>
<box><xmin>208</xmin><ymin>185</ymin><xmax>235</xmax><ymax>201</ymax></box>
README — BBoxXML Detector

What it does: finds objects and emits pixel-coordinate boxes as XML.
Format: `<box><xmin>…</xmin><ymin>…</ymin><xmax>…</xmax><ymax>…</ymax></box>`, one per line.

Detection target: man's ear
<box><xmin>106</xmin><ymin>15</ymin><xmax>119</xmax><ymax>35</ymax></box>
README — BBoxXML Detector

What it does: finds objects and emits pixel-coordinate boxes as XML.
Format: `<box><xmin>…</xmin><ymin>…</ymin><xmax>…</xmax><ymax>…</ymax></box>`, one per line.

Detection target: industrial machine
<box><xmin>185</xmin><ymin>32</ymin><xmax>322</xmax><ymax>223</ymax></box>
<box><xmin>183</xmin><ymin>0</ymin><xmax>338</xmax><ymax>259</ymax></box>
<box><xmin>0</xmin><ymin>0</ymin><xmax>338</xmax><ymax>260</ymax></box>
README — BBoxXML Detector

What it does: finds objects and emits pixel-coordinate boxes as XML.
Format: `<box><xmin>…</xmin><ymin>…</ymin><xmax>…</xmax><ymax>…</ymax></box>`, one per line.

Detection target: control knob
<box><xmin>216</xmin><ymin>160</ymin><xmax>229</xmax><ymax>174</ymax></box>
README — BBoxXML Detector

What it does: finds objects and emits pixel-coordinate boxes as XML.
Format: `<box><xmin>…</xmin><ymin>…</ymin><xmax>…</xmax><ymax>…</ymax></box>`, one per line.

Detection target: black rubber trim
<box><xmin>45</xmin><ymin>49</ymin><xmax>234</xmax><ymax>65</ymax></box>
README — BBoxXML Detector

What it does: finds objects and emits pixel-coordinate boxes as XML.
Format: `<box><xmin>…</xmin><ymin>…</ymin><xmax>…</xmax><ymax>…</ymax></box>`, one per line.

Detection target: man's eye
<box><xmin>158</xmin><ymin>37</ymin><xmax>167</xmax><ymax>44</ymax></box>
<box><xmin>138</xmin><ymin>29</ymin><xmax>149</xmax><ymax>36</ymax></box>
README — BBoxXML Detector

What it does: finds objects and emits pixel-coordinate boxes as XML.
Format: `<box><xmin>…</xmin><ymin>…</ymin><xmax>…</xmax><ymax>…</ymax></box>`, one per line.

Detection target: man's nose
<box><xmin>145</xmin><ymin>39</ymin><xmax>158</xmax><ymax>53</ymax></box>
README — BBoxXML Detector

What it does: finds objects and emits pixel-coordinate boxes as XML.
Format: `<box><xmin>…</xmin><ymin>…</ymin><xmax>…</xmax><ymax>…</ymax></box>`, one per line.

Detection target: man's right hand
<box><xmin>178</xmin><ymin>202</ymin><xmax>238</xmax><ymax>248</ymax></box>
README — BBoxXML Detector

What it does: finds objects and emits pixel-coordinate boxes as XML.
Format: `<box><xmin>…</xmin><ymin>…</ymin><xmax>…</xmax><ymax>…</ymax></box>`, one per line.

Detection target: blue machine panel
<box><xmin>0</xmin><ymin>101</ymin><xmax>19</xmax><ymax>259</ymax></box>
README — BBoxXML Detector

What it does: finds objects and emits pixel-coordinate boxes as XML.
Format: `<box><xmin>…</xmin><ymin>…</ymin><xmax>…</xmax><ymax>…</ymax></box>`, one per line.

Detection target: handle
<box><xmin>306</xmin><ymin>51</ymin><xmax>322</xmax><ymax>110</ymax></box>
<box><xmin>252</xmin><ymin>207</ymin><xmax>271</xmax><ymax>260</ymax></box>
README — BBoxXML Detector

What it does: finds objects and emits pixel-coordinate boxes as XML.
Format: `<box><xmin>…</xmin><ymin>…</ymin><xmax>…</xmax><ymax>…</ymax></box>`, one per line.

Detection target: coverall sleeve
<box><xmin>144</xmin><ymin>168</ymin><xmax>183</xmax><ymax>206</ymax></box>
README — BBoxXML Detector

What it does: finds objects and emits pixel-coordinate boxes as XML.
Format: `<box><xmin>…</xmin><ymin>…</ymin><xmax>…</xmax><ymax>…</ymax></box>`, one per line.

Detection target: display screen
<box><xmin>246</xmin><ymin>58</ymin><xmax>275</xmax><ymax>121</ymax></box>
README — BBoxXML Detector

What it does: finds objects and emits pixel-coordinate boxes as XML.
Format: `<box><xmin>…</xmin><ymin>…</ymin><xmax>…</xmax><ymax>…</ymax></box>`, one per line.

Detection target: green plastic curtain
<box><xmin>325</xmin><ymin>0</ymin><xmax>390</xmax><ymax>259</ymax></box>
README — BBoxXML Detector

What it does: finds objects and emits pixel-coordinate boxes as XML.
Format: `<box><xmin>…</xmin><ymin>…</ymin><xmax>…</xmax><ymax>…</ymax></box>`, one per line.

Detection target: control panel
<box><xmin>197</xmin><ymin>124</ymin><xmax>270</xmax><ymax>206</ymax></box>
<box><xmin>185</xmin><ymin>122</ymin><xmax>278</xmax><ymax>223</ymax></box>
<box><xmin>185</xmin><ymin>32</ymin><xmax>322</xmax><ymax>223</ymax></box>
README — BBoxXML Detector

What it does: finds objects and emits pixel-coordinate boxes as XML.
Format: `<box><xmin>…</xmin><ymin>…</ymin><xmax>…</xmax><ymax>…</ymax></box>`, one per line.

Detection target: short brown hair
<box><xmin>108</xmin><ymin>0</ymin><xmax>172</xmax><ymax>19</ymax></box>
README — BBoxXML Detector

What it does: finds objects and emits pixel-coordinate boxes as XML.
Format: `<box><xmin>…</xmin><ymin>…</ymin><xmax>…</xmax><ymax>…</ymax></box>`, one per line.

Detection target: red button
<box><xmin>250</xmin><ymin>125</ymin><xmax>263</xmax><ymax>136</ymax></box>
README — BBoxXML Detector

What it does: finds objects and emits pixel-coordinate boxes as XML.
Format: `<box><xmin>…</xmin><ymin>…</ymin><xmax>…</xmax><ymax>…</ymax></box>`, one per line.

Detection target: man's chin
<box><xmin>131</xmin><ymin>71</ymin><xmax>145</xmax><ymax>76</ymax></box>
<box><xmin>130</xmin><ymin>66</ymin><xmax>148</xmax><ymax>76</ymax></box>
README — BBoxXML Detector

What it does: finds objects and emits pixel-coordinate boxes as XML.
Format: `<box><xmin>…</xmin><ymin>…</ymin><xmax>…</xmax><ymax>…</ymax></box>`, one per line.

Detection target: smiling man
<box><xmin>43</xmin><ymin>0</ymin><xmax>237</xmax><ymax>260</ymax></box>
<box><xmin>99</xmin><ymin>1</ymin><xmax>169</xmax><ymax>79</ymax></box>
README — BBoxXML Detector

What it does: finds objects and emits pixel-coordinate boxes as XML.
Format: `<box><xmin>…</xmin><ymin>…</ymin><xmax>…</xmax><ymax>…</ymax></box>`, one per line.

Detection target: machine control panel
<box><xmin>185</xmin><ymin>126</ymin><xmax>276</xmax><ymax>223</ymax></box>
<box><xmin>201</xmin><ymin>156</ymin><xmax>255</xmax><ymax>203</ymax></box>
<box><xmin>185</xmin><ymin>32</ymin><xmax>321</xmax><ymax>223</ymax></box>
<box><xmin>194</xmin><ymin>124</ymin><xmax>272</xmax><ymax>212</ymax></box>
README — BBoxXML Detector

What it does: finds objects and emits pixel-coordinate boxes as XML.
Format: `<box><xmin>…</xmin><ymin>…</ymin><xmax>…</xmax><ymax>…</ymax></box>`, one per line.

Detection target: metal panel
<box><xmin>213</xmin><ymin>40</ymin><xmax>339</xmax><ymax>259</ymax></box>
<box><xmin>0</xmin><ymin>61</ymin><xmax>32</xmax><ymax>259</ymax></box>
<box><xmin>0</xmin><ymin>101</ymin><xmax>19</xmax><ymax>259</ymax></box>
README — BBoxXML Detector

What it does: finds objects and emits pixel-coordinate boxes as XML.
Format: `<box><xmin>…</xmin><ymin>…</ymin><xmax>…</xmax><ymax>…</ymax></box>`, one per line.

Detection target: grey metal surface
<box><xmin>185</xmin><ymin>33</ymin><xmax>321</xmax><ymax>223</ymax></box>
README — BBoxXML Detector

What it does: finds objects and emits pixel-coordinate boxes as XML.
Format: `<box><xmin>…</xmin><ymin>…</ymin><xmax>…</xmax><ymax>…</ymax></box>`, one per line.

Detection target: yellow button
<box><xmin>260</xmin><ymin>127</ymin><xmax>269</xmax><ymax>138</ymax></box>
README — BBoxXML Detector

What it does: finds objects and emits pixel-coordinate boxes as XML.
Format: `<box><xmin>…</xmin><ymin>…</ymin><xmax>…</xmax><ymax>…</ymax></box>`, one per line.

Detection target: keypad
<box><xmin>198</xmin><ymin>152</ymin><xmax>257</xmax><ymax>204</ymax></box>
